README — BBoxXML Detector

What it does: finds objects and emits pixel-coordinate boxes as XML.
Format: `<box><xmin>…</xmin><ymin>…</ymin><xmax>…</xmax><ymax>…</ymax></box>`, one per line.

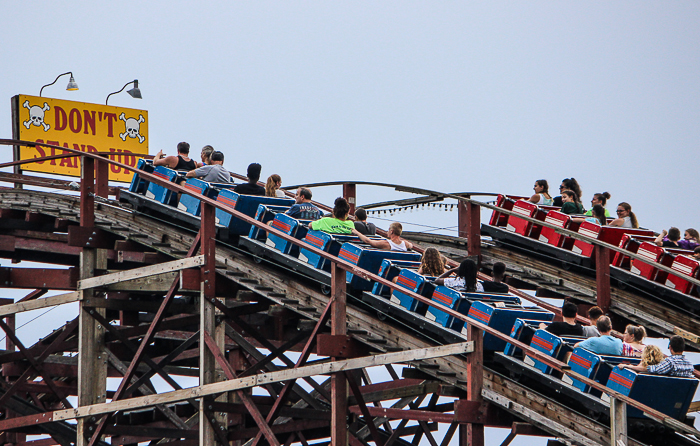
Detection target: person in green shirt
<box><xmin>560</xmin><ymin>190</ymin><xmax>584</xmax><ymax>215</ymax></box>
<box><xmin>584</xmin><ymin>192</ymin><xmax>611</xmax><ymax>218</ymax></box>
<box><xmin>309</xmin><ymin>197</ymin><xmax>354</xmax><ymax>234</ymax></box>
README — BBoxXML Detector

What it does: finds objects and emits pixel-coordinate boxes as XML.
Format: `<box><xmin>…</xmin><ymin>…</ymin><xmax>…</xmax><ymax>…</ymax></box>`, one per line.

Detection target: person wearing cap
<box><xmin>186</xmin><ymin>151</ymin><xmax>230</xmax><ymax>183</ymax></box>
<box><xmin>234</xmin><ymin>163</ymin><xmax>265</xmax><ymax>195</ymax></box>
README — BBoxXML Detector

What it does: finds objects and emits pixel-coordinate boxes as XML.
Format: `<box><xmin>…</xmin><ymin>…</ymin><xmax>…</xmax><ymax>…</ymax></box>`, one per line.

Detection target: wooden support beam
<box><xmin>464</xmin><ymin>322</ymin><xmax>484</xmax><ymax>446</ymax></box>
<box><xmin>0</xmin><ymin>292</ymin><xmax>81</xmax><ymax>317</ymax></box>
<box><xmin>331</xmin><ymin>262</ymin><xmax>348</xmax><ymax>446</ymax></box>
<box><xmin>50</xmin><ymin>342</ymin><xmax>473</xmax><ymax>422</ymax></box>
<box><xmin>77</xmin><ymin>248</ymin><xmax>108</xmax><ymax>446</ymax></box>
<box><xmin>78</xmin><ymin>256</ymin><xmax>205</xmax><ymax>290</ymax></box>
<box><xmin>199</xmin><ymin>202</ymin><xmax>218</xmax><ymax>446</ymax></box>
<box><xmin>610</xmin><ymin>397</ymin><xmax>627</xmax><ymax>446</ymax></box>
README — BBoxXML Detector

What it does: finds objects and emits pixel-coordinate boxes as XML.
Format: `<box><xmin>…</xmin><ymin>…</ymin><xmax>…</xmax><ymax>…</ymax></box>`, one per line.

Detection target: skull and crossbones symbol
<box><xmin>23</xmin><ymin>100</ymin><xmax>50</xmax><ymax>131</ymax></box>
<box><xmin>119</xmin><ymin>113</ymin><xmax>145</xmax><ymax>143</ymax></box>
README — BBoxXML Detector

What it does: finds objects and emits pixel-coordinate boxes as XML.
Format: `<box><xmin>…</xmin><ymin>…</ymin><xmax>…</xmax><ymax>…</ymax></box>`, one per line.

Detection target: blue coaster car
<box><xmin>503</xmin><ymin>318</ymin><xmax>551</xmax><ymax>357</ymax></box>
<box><xmin>145</xmin><ymin>166</ymin><xmax>180</xmax><ymax>206</ymax></box>
<box><xmin>299</xmin><ymin>233</ymin><xmax>385</xmax><ymax>271</ymax></box>
<box><xmin>390</xmin><ymin>269</ymin><xmax>435</xmax><ymax>314</ymax></box>
<box><xmin>565</xmin><ymin>348</ymin><xmax>639</xmax><ymax>395</ymax></box>
<box><xmin>215</xmin><ymin>191</ymin><xmax>294</xmax><ymax>236</ymax></box>
<box><xmin>466</xmin><ymin>301</ymin><xmax>554</xmax><ymax>351</ymax></box>
<box><xmin>524</xmin><ymin>329</ymin><xmax>565</xmax><ymax>374</ymax></box>
<box><xmin>249</xmin><ymin>204</ymin><xmax>294</xmax><ymax>241</ymax></box>
<box><xmin>266</xmin><ymin>214</ymin><xmax>312</xmax><ymax>256</ymax></box>
<box><xmin>338</xmin><ymin>243</ymin><xmax>421</xmax><ymax>291</ymax></box>
<box><xmin>606</xmin><ymin>367</ymin><xmax>698</xmax><ymax>420</ymax></box>
<box><xmin>449</xmin><ymin>292</ymin><xmax>522</xmax><ymax>332</ymax></box>
<box><xmin>425</xmin><ymin>286</ymin><xmax>462</xmax><ymax>327</ymax></box>
<box><xmin>178</xmin><ymin>178</ymin><xmax>220</xmax><ymax>216</ymax></box>
<box><xmin>371</xmin><ymin>259</ymin><xmax>422</xmax><ymax>297</ymax></box>
<box><xmin>129</xmin><ymin>158</ymin><xmax>154</xmax><ymax>194</ymax></box>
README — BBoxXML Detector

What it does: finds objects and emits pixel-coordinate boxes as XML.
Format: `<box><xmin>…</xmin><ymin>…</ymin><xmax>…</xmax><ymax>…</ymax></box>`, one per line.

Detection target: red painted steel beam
<box><xmin>595</xmin><ymin>245</ymin><xmax>612</xmax><ymax>313</ymax></box>
<box><xmin>316</xmin><ymin>334</ymin><xmax>369</xmax><ymax>358</ymax></box>
<box><xmin>80</xmin><ymin>157</ymin><xmax>95</xmax><ymax>227</ymax></box>
<box><xmin>249</xmin><ymin>299</ymin><xmax>334</xmax><ymax>446</ymax></box>
<box><xmin>227</xmin><ymin>420</ymin><xmax>330</xmax><ymax>441</ymax></box>
<box><xmin>0</xmin><ymin>319</ymin><xmax>78</xmax><ymax>410</ymax></box>
<box><xmin>0</xmin><ymin>319</ymin><xmax>73</xmax><ymax>408</ymax></box>
<box><xmin>202</xmin><ymin>330</ymin><xmax>281</xmax><ymax>446</ymax></box>
<box><xmin>95</xmin><ymin>156</ymin><xmax>109</xmax><ymax>199</ymax></box>
<box><xmin>345</xmin><ymin>372</ymin><xmax>385</xmax><ymax>446</ymax></box>
<box><xmin>343</xmin><ymin>183</ymin><xmax>356</xmax><ymax>216</ymax></box>
<box><xmin>85</xmin><ymin>234</ymin><xmax>202</xmax><ymax>446</ymax></box>
<box><xmin>0</xmin><ymin>267</ymin><xmax>77</xmax><ymax>290</ymax></box>
<box><xmin>346</xmin><ymin>406</ymin><xmax>458</xmax><ymax>424</ymax></box>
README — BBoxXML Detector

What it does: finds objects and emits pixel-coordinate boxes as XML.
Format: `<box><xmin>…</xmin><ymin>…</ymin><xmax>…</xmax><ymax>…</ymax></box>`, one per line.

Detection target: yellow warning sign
<box><xmin>13</xmin><ymin>95</ymin><xmax>149</xmax><ymax>183</ymax></box>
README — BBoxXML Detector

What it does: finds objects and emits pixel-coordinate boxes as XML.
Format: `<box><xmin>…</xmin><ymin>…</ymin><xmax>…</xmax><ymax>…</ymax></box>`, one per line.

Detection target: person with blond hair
<box><xmin>639</xmin><ymin>345</ymin><xmax>664</xmax><ymax>368</ymax></box>
<box><xmin>619</xmin><ymin>336</ymin><xmax>694</xmax><ymax>377</ymax></box>
<box><xmin>352</xmin><ymin>222</ymin><xmax>413</xmax><ymax>252</ymax></box>
<box><xmin>417</xmin><ymin>247</ymin><xmax>445</xmax><ymax>277</ymax></box>
<box><xmin>265</xmin><ymin>174</ymin><xmax>286</xmax><ymax>198</ymax></box>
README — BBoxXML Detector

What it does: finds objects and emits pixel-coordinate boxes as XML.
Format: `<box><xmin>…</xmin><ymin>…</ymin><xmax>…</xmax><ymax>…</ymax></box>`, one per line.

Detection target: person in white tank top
<box><xmin>526</xmin><ymin>179</ymin><xmax>553</xmax><ymax>206</ymax></box>
<box><xmin>352</xmin><ymin>222</ymin><xmax>413</xmax><ymax>252</ymax></box>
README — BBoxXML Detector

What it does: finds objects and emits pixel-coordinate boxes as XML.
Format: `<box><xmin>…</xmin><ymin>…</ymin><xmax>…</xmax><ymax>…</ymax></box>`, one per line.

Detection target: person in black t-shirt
<box><xmin>482</xmin><ymin>262</ymin><xmax>509</xmax><ymax>293</ymax></box>
<box><xmin>234</xmin><ymin>163</ymin><xmax>265</xmax><ymax>196</ymax></box>
<box><xmin>353</xmin><ymin>208</ymin><xmax>376</xmax><ymax>235</ymax></box>
<box><xmin>654</xmin><ymin>227</ymin><xmax>682</xmax><ymax>248</ymax></box>
<box><xmin>540</xmin><ymin>301</ymin><xmax>584</xmax><ymax>337</ymax></box>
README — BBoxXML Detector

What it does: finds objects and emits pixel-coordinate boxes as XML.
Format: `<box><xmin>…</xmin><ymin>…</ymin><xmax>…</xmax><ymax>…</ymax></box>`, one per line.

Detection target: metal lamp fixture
<box><xmin>106</xmin><ymin>79</ymin><xmax>142</xmax><ymax>105</ymax></box>
<box><xmin>39</xmin><ymin>72</ymin><xmax>79</xmax><ymax>97</ymax></box>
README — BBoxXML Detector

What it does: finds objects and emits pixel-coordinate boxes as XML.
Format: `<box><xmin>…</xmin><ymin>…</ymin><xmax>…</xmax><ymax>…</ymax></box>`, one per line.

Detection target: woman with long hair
<box><xmin>199</xmin><ymin>145</ymin><xmax>214</xmax><ymax>167</ymax></box>
<box><xmin>560</xmin><ymin>190</ymin><xmax>584</xmax><ymax>215</ymax></box>
<box><xmin>609</xmin><ymin>202</ymin><xmax>639</xmax><ymax>228</ymax></box>
<box><xmin>678</xmin><ymin>228</ymin><xmax>700</xmax><ymax>250</ymax></box>
<box><xmin>526</xmin><ymin>179</ymin><xmax>553</xmax><ymax>205</ymax></box>
<box><xmin>265</xmin><ymin>174</ymin><xmax>285</xmax><ymax>197</ymax></box>
<box><xmin>574</xmin><ymin>204</ymin><xmax>606</xmax><ymax>225</ymax></box>
<box><xmin>553</xmin><ymin>177</ymin><xmax>583</xmax><ymax>207</ymax></box>
<box><xmin>417</xmin><ymin>247</ymin><xmax>446</xmax><ymax>277</ymax></box>
<box><xmin>622</xmin><ymin>325</ymin><xmax>646</xmax><ymax>357</ymax></box>
<box><xmin>435</xmin><ymin>259</ymin><xmax>483</xmax><ymax>292</ymax></box>
<box><xmin>585</xmin><ymin>192</ymin><xmax>611</xmax><ymax>218</ymax></box>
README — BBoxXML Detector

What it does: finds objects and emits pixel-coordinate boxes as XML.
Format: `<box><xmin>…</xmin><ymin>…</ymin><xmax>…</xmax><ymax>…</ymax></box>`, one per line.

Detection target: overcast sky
<box><xmin>2</xmin><ymin>2</ymin><xmax>700</xmax><ymax>444</ymax></box>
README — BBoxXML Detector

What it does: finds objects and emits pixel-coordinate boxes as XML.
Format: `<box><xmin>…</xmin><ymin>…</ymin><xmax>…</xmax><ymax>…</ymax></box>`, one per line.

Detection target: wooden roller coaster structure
<box><xmin>0</xmin><ymin>139</ymin><xmax>696</xmax><ymax>446</ymax></box>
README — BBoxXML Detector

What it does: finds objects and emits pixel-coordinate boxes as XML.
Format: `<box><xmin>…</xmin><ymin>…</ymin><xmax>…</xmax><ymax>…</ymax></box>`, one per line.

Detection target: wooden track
<box><xmin>0</xmin><ymin>189</ymin><xmax>697</xmax><ymax>446</ymax></box>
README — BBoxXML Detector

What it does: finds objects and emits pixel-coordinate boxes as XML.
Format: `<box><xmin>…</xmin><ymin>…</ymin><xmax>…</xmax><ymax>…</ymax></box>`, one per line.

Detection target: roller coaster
<box><xmin>0</xmin><ymin>139</ymin><xmax>697</xmax><ymax>446</ymax></box>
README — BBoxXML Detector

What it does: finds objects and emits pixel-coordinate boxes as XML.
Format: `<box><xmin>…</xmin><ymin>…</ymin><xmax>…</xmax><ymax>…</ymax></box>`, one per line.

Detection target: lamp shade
<box><xmin>66</xmin><ymin>76</ymin><xmax>79</xmax><ymax>91</ymax></box>
<box><xmin>127</xmin><ymin>80</ymin><xmax>142</xmax><ymax>99</ymax></box>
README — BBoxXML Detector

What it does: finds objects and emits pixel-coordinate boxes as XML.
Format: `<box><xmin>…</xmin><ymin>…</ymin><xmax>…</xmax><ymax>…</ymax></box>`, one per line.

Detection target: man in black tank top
<box><xmin>154</xmin><ymin>142</ymin><xmax>198</xmax><ymax>171</ymax></box>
